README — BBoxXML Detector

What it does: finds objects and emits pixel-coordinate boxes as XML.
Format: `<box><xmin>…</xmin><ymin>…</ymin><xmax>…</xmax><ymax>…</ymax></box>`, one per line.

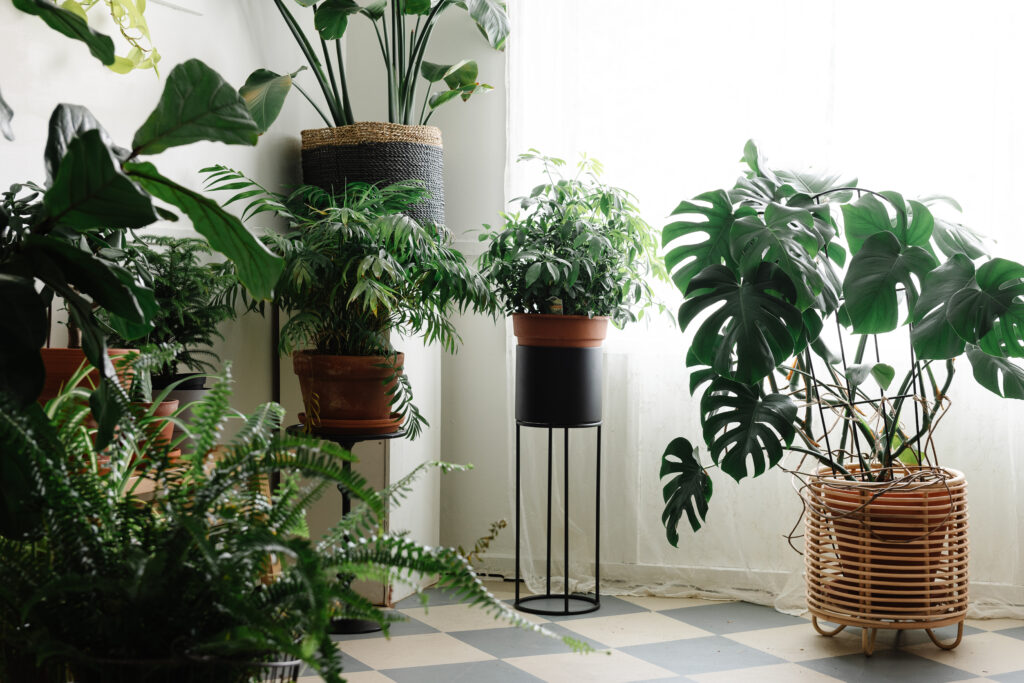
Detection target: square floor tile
<box><xmin>298</xmin><ymin>673</ymin><xmax>396</xmax><ymax>683</ymax></box>
<box><xmin>661</xmin><ymin>602</ymin><xmax>805</xmax><ymax>635</ymax></box>
<box><xmin>506</xmin><ymin>650</ymin><xmax>678</xmax><ymax>683</ymax></box>
<box><xmin>336</xmin><ymin>632</ymin><xmax>494</xmax><ymax>670</ymax></box>
<box><xmin>516</xmin><ymin>595</ymin><xmax>648</xmax><ymax>622</ymax></box>
<box><xmin>968</xmin><ymin>619</ymin><xmax>1024</xmax><ymax>632</ymax></box>
<box><xmin>999</xmin><ymin>627</ymin><xmax>1024</xmax><ymax>641</ymax></box>
<box><xmin>332</xmin><ymin>613</ymin><xmax>438</xmax><ymax>641</ymax></box>
<box><xmin>620</xmin><ymin>596</ymin><xmax>734</xmax><ymax>612</ymax></box>
<box><xmin>450</xmin><ymin>623</ymin><xmax>598</xmax><ymax>659</ymax></box>
<box><xmin>557</xmin><ymin>612</ymin><xmax>713</xmax><ymax>647</ymax></box>
<box><xmin>620</xmin><ymin>635</ymin><xmax>786</xmax><ymax>675</ymax></box>
<box><xmin>992</xmin><ymin>671</ymin><xmax>1024</xmax><ymax>682</ymax></box>
<box><xmin>394</xmin><ymin>585</ymin><xmax>474</xmax><ymax>608</ymax></box>
<box><xmin>725</xmin><ymin>623</ymin><xmax>874</xmax><ymax>661</ymax></box>
<box><xmin>301</xmin><ymin>653</ymin><xmax>371</xmax><ymax>677</ymax></box>
<box><xmin>383</xmin><ymin>659</ymin><xmax>546</xmax><ymax>683</ymax></box>
<box><xmin>689</xmin><ymin>662</ymin><xmax>845</xmax><ymax>682</ymax></box>
<box><xmin>799</xmin><ymin>649</ymin><xmax>977</xmax><ymax>683</ymax></box>
<box><xmin>893</xmin><ymin>623</ymin><xmax>983</xmax><ymax>647</ymax></box>
<box><xmin>905</xmin><ymin>632</ymin><xmax>1024</xmax><ymax>676</ymax></box>
<box><xmin>402</xmin><ymin>602</ymin><xmax>547</xmax><ymax>632</ymax></box>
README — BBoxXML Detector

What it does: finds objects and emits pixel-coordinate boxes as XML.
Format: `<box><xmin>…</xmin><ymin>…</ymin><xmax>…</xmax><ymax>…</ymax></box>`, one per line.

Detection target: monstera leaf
<box><xmin>0</xmin><ymin>88</ymin><xmax>13</xmax><ymax>142</ymax></box>
<box><xmin>660</xmin><ymin>438</ymin><xmax>713</xmax><ymax>543</ymax></box>
<box><xmin>966</xmin><ymin>345</ymin><xmax>1024</xmax><ymax>399</ymax></box>
<box><xmin>678</xmin><ymin>263</ymin><xmax>803</xmax><ymax>385</ymax></box>
<box><xmin>730</xmin><ymin>202</ymin><xmax>821</xmax><ymax>308</ymax></box>
<box><xmin>911</xmin><ymin>254</ymin><xmax>976</xmax><ymax>359</ymax></box>
<box><xmin>663</xmin><ymin>190</ymin><xmax>752</xmax><ymax>295</ymax></box>
<box><xmin>843</xmin><ymin>231</ymin><xmax>937</xmax><ymax>334</ymax></box>
<box><xmin>841</xmin><ymin>193</ymin><xmax>894</xmax><ymax>255</ymax></box>
<box><xmin>932</xmin><ymin>216</ymin><xmax>988</xmax><ymax>259</ymax></box>
<box><xmin>946</xmin><ymin>258</ymin><xmax>1024</xmax><ymax>357</ymax></box>
<box><xmin>699</xmin><ymin>377</ymin><xmax>798</xmax><ymax>482</ymax></box>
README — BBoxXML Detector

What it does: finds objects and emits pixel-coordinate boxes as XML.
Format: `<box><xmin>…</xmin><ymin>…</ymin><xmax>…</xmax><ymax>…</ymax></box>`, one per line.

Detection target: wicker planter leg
<box><xmin>811</xmin><ymin>616</ymin><xmax>846</xmax><ymax>637</ymax></box>
<box><xmin>926</xmin><ymin>621</ymin><xmax>965</xmax><ymax>650</ymax></box>
<box><xmin>862</xmin><ymin>627</ymin><xmax>878</xmax><ymax>655</ymax></box>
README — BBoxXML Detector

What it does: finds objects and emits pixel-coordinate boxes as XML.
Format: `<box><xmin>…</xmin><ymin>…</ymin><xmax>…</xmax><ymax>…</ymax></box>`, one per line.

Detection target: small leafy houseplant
<box><xmin>478</xmin><ymin>151</ymin><xmax>666</xmax><ymax>347</ymax></box>
<box><xmin>0</xmin><ymin>361</ymin><xmax>580</xmax><ymax>682</ymax></box>
<box><xmin>659</xmin><ymin>141</ymin><xmax>1019</xmax><ymax>651</ymax></box>
<box><xmin>204</xmin><ymin>168</ymin><xmax>496</xmax><ymax>437</ymax></box>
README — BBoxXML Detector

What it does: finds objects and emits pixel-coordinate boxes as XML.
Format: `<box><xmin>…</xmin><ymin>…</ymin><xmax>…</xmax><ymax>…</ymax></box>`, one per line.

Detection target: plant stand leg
<box><xmin>926</xmin><ymin>621</ymin><xmax>964</xmax><ymax>651</ymax></box>
<box><xmin>862</xmin><ymin>627</ymin><xmax>878</xmax><ymax>655</ymax></box>
<box><xmin>811</xmin><ymin>616</ymin><xmax>847</xmax><ymax>637</ymax></box>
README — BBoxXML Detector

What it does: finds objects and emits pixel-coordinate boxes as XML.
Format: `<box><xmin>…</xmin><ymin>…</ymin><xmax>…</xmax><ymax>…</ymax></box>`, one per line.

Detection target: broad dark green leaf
<box><xmin>459</xmin><ymin>0</ymin><xmax>510</xmax><ymax>49</ymax></box>
<box><xmin>946</xmin><ymin>258</ymin><xmax>1024</xmax><ymax>357</ymax></box>
<box><xmin>125</xmin><ymin>161</ymin><xmax>282</xmax><ymax>300</ymax></box>
<box><xmin>846</xmin><ymin>362</ymin><xmax>895</xmax><ymax>391</ymax></box>
<box><xmin>43</xmin><ymin>129</ymin><xmax>157</xmax><ymax>230</ymax></box>
<box><xmin>44</xmin><ymin>104</ymin><xmax>128</xmax><ymax>184</ymax></box>
<box><xmin>315</xmin><ymin>0</ymin><xmax>360</xmax><ymax>39</ymax></box>
<box><xmin>841</xmin><ymin>193</ymin><xmax>892</xmax><ymax>255</ymax></box>
<box><xmin>360</xmin><ymin>0</ymin><xmax>386</xmax><ymax>19</ymax></box>
<box><xmin>0</xmin><ymin>87</ymin><xmax>13</xmax><ymax>142</ymax></box>
<box><xmin>404</xmin><ymin>0</ymin><xmax>431</xmax><ymax>14</ymax></box>
<box><xmin>842</xmin><ymin>231</ymin><xmax>937</xmax><ymax>334</ymax></box>
<box><xmin>966</xmin><ymin>344</ymin><xmax>1024</xmax><ymax>399</ymax></box>
<box><xmin>700</xmin><ymin>377</ymin><xmax>798</xmax><ymax>482</ymax></box>
<box><xmin>12</xmin><ymin>0</ymin><xmax>115</xmax><ymax>65</ymax></box>
<box><xmin>131</xmin><ymin>59</ymin><xmax>260</xmax><ymax>156</ymax></box>
<box><xmin>730</xmin><ymin>202</ymin><xmax>821</xmax><ymax>309</ymax></box>
<box><xmin>660</xmin><ymin>438</ymin><xmax>713</xmax><ymax>543</ymax></box>
<box><xmin>428</xmin><ymin>90</ymin><xmax>461</xmax><ymax>110</ymax></box>
<box><xmin>443</xmin><ymin>60</ymin><xmax>478</xmax><ymax>89</ymax></box>
<box><xmin>679</xmin><ymin>263</ymin><xmax>803</xmax><ymax>384</ymax></box>
<box><xmin>663</xmin><ymin>190</ymin><xmax>753</xmax><ymax>296</ymax></box>
<box><xmin>906</xmin><ymin>200</ymin><xmax>934</xmax><ymax>247</ymax></box>
<box><xmin>240</xmin><ymin>67</ymin><xmax>305</xmax><ymax>133</ymax></box>
<box><xmin>0</xmin><ymin>275</ymin><xmax>48</xmax><ymax>405</ymax></box>
<box><xmin>420</xmin><ymin>61</ymin><xmax>453</xmax><ymax>83</ymax></box>
<box><xmin>910</xmin><ymin>253</ymin><xmax>975</xmax><ymax>359</ymax></box>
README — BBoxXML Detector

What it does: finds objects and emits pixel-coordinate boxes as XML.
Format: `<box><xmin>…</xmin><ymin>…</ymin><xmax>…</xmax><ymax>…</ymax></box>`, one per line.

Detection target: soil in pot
<box><xmin>292</xmin><ymin>351</ymin><xmax>404</xmax><ymax>435</ymax></box>
<box><xmin>512</xmin><ymin>314</ymin><xmax>609</xmax><ymax>348</ymax></box>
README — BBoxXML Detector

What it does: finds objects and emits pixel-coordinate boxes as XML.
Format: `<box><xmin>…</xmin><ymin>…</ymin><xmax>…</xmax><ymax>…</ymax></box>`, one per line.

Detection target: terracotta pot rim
<box><xmin>511</xmin><ymin>313</ymin><xmax>611</xmax><ymax>321</ymax></box>
<box><xmin>512</xmin><ymin>313</ymin><xmax>610</xmax><ymax>348</ymax></box>
<box><xmin>292</xmin><ymin>350</ymin><xmax>405</xmax><ymax>359</ymax></box>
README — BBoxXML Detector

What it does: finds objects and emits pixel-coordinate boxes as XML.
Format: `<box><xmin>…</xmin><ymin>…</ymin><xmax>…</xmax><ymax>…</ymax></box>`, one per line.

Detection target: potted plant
<box><xmin>659</xmin><ymin>140</ymin><xmax>1019</xmax><ymax>653</ymax></box>
<box><xmin>477</xmin><ymin>151</ymin><xmax>665</xmax><ymax>424</ymax></box>
<box><xmin>0</xmin><ymin>361</ymin><xmax>581</xmax><ymax>682</ymax></box>
<box><xmin>240</xmin><ymin>0</ymin><xmax>509</xmax><ymax>224</ymax></box>
<box><xmin>204</xmin><ymin>167</ymin><xmax>496</xmax><ymax>437</ymax></box>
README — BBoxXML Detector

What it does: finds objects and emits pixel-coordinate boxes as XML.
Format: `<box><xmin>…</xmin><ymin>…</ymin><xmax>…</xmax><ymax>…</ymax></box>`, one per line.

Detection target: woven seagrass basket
<box><xmin>803</xmin><ymin>465</ymin><xmax>969</xmax><ymax>654</ymax></box>
<box><xmin>300</xmin><ymin>122</ymin><xmax>444</xmax><ymax>225</ymax></box>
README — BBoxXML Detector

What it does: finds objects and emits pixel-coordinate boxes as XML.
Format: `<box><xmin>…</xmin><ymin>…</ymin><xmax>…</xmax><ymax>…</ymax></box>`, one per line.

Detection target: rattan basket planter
<box><xmin>803</xmin><ymin>465</ymin><xmax>969</xmax><ymax>654</ymax></box>
<box><xmin>300</xmin><ymin>123</ymin><xmax>444</xmax><ymax>225</ymax></box>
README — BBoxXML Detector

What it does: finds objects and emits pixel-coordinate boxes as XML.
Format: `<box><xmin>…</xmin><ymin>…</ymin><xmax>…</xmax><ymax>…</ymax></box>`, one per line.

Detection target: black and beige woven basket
<box><xmin>300</xmin><ymin>122</ymin><xmax>445</xmax><ymax>225</ymax></box>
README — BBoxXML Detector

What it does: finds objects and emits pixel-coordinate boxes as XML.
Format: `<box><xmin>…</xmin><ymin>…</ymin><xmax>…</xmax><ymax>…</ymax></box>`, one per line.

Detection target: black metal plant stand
<box><xmin>514</xmin><ymin>419</ymin><xmax>602</xmax><ymax>616</ymax></box>
<box><xmin>286</xmin><ymin>424</ymin><xmax>408</xmax><ymax>634</ymax></box>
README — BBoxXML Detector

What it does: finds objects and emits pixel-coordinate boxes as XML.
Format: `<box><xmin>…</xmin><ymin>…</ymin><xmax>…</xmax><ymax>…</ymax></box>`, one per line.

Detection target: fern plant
<box><xmin>0</xmin><ymin>359</ymin><xmax>576</xmax><ymax>683</ymax></box>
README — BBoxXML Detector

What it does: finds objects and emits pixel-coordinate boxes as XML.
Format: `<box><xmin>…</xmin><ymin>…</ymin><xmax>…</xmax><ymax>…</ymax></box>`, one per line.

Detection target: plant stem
<box><xmin>273</xmin><ymin>0</ymin><xmax>340</xmax><ymax>125</ymax></box>
<box><xmin>336</xmin><ymin>41</ymin><xmax>354</xmax><ymax>124</ymax></box>
<box><xmin>321</xmin><ymin>36</ymin><xmax>345</xmax><ymax>125</ymax></box>
<box><xmin>293</xmin><ymin>83</ymin><xmax>333</xmax><ymax>127</ymax></box>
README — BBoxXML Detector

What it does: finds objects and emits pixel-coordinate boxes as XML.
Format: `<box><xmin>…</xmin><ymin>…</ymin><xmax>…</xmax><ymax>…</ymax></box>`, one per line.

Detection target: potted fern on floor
<box><xmin>205</xmin><ymin>169</ymin><xmax>496</xmax><ymax>437</ymax></box>
<box><xmin>659</xmin><ymin>140</ymin><xmax>1022</xmax><ymax>654</ymax></box>
<box><xmin>242</xmin><ymin>0</ymin><xmax>509</xmax><ymax>225</ymax></box>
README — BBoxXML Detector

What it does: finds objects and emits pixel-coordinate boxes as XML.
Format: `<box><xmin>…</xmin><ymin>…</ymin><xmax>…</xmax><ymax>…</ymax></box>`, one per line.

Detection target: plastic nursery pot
<box><xmin>803</xmin><ymin>465</ymin><xmax>968</xmax><ymax>629</ymax></box>
<box><xmin>300</xmin><ymin>122</ymin><xmax>444</xmax><ymax>226</ymax></box>
<box><xmin>39</xmin><ymin>347</ymin><xmax>135</xmax><ymax>403</ymax></box>
<box><xmin>511</xmin><ymin>313</ymin><xmax>609</xmax><ymax>348</ymax></box>
<box><xmin>292</xmin><ymin>351</ymin><xmax>405</xmax><ymax>435</ymax></box>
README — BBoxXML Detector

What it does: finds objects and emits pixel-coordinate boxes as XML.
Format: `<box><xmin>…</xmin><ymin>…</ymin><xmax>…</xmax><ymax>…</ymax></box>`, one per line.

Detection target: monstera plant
<box><xmin>660</xmin><ymin>140</ymin><xmax>1020</xmax><ymax>545</ymax></box>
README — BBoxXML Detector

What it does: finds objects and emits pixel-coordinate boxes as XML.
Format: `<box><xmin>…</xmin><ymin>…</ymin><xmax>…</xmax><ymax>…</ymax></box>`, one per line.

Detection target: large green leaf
<box><xmin>403</xmin><ymin>0</ymin><xmax>431</xmax><ymax>14</ymax></box>
<box><xmin>660</xmin><ymin>438</ymin><xmax>713</xmax><ymax>543</ymax></box>
<box><xmin>131</xmin><ymin>59</ymin><xmax>260</xmax><ymax>156</ymax></box>
<box><xmin>846</xmin><ymin>362</ymin><xmax>895</xmax><ymax>391</ymax></box>
<box><xmin>946</xmin><ymin>258</ymin><xmax>1024</xmax><ymax>357</ymax></box>
<box><xmin>663</xmin><ymin>190</ymin><xmax>752</xmax><ymax>296</ymax></box>
<box><xmin>459</xmin><ymin>0</ymin><xmax>510</xmax><ymax>50</ymax></box>
<box><xmin>443</xmin><ymin>60</ymin><xmax>479</xmax><ymax>90</ymax></box>
<box><xmin>700</xmin><ymin>377</ymin><xmax>798</xmax><ymax>482</ymax></box>
<box><xmin>910</xmin><ymin>253</ymin><xmax>975</xmax><ymax>359</ymax></box>
<box><xmin>12</xmin><ymin>0</ymin><xmax>115</xmax><ymax>65</ymax></box>
<box><xmin>841</xmin><ymin>193</ymin><xmax>893</xmax><ymax>255</ymax></box>
<box><xmin>966</xmin><ymin>344</ymin><xmax>1024</xmax><ymax>399</ymax></box>
<box><xmin>931</xmin><ymin>216</ymin><xmax>988</xmax><ymax>259</ymax></box>
<box><xmin>679</xmin><ymin>263</ymin><xmax>803</xmax><ymax>385</ymax></box>
<box><xmin>906</xmin><ymin>200</ymin><xmax>934</xmax><ymax>247</ymax></box>
<box><xmin>240</xmin><ymin>67</ymin><xmax>305</xmax><ymax>133</ymax></box>
<box><xmin>314</xmin><ymin>0</ymin><xmax>360</xmax><ymax>39</ymax></box>
<box><xmin>730</xmin><ymin>202</ymin><xmax>821</xmax><ymax>308</ymax></box>
<box><xmin>360</xmin><ymin>0</ymin><xmax>386</xmax><ymax>20</ymax></box>
<box><xmin>125</xmin><ymin>162</ymin><xmax>282</xmax><ymax>300</ymax></box>
<box><xmin>0</xmin><ymin>87</ymin><xmax>13</xmax><ymax>142</ymax></box>
<box><xmin>842</xmin><ymin>231</ymin><xmax>937</xmax><ymax>334</ymax></box>
<box><xmin>0</xmin><ymin>275</ymin><xmax>48</xmax><ymax>406</ymax></box>
<box><xmin>44</xmin><ymin>104</ymin><xmax>128</xmax><ymax>183</ymax></box>
<box><xmin>43</xmin><ymin>129</ymin><xmax>157</xmax><ymax>230</ymax></box>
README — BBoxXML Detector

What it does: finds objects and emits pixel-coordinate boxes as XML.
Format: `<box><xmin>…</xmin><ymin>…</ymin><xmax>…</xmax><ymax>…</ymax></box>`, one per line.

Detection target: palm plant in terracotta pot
<box><xmin>205</xmin><ymin>168</ymin><xmax>496</xmax><ymax>437</ymax></box>
<box><xmin>660</xmin><ymin>141</ymin><xmax>1023</xmax><ymax>653</ymax></box>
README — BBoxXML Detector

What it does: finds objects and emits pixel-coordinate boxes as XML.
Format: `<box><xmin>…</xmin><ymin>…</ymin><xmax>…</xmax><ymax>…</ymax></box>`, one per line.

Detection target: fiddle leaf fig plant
<box><xmin>660</xmin><ymin>140</ymin><xmax>1024</xmax><ymax>543</ymax></box>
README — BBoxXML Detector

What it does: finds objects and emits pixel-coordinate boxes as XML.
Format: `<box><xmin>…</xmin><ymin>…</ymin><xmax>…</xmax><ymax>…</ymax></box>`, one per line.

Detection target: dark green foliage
<box><xmin>0</xmin><ymin>362</ymin><xmax>581</xmax><ymax>682</ymax></box>
<box><xmin>102</xmin><ymin>236</ymin><xmax>237</xmax><ymax>376</ymax></box>
<box><xmin>478</xmin><ymin>151</ymin><xmax>667</xmax><ymax>326</ymax></box>
<box><xmin>660</xmin><ymin>438</ymin><xmax>713</xmax><ymax>543</ymax></box>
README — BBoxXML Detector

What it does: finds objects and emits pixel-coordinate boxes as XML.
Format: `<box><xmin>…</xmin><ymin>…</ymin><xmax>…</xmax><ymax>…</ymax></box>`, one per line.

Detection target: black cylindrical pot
<box><xmin>515</xmin><ymin>346</ymin><xmax>602</xmax><ymax>426</ymax></box>
<box><xmin>300</xmin><ymin>123</ymin><xmax>445</xmax><ymax>226</ymax></box>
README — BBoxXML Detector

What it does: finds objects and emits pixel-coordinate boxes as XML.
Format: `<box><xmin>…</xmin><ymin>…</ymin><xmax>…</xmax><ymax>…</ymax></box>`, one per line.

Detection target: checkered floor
<box><xmin>300</xmin><ymin>580</ymin><xmax>1024</xmax><ymax>682</ymax></box>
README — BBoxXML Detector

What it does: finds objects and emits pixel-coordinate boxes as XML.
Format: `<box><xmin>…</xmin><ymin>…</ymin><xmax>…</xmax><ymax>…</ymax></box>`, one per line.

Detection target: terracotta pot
<box><xmin>804</xmin><ymin>465</ymin><xmax>968</xmax><ymax>626</ymax></box>
<box><xmin>138</xmin><ymin>399</ymin><xmax>179</xmax><ymax>450</ymax></box>
<box><xmin>512</xmin><ymin>314</ymin><xmax>609</xmax><ymax>348</ymax></box>
<box><xmin>292</xmin><ymin>352</ymin><xmax>404</xmax><ymax>434</ymax></box>
<box><xmin>39</xmin><ymin>347</ymin><xmax>134</xmax><ymax>402</ymax></box>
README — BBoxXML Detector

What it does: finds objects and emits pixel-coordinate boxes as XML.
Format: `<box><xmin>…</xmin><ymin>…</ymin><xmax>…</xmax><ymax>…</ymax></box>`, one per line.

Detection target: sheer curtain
<box><xmin>506</xmin><ymin>0</ymin><xmax>1024</xmax><ymax>616</ymax></box>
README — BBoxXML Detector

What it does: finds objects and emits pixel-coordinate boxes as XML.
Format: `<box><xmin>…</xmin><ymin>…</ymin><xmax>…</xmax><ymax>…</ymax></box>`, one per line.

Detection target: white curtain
<box><xmin>506</xmin><ymin>0</ymin><xmax>1024</xmax><ymax>617</ymax></box>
